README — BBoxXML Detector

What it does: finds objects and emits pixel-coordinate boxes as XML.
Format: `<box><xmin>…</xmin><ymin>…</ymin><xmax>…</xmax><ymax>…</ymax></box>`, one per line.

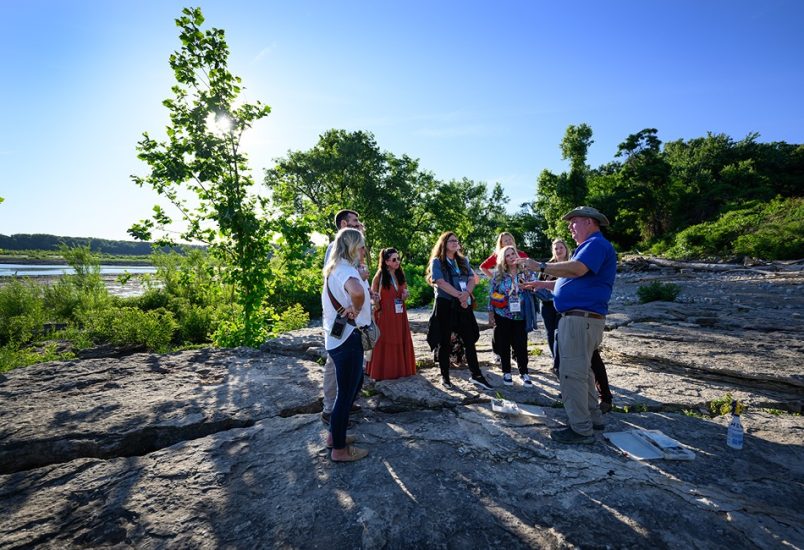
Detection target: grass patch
<box><xmin>527</xmin><ymin>342</ymin><xmax>543</xmax><ymax>356</ymax></box>
<box><xmin>636</xmin><ymin>281</ymin><xmax>681</xmax><ymax>303</ymax></box>
<box><xmin>611</xmin><ymin>403</ymin><xmax>649</xmax><ymax>414</ymax></box>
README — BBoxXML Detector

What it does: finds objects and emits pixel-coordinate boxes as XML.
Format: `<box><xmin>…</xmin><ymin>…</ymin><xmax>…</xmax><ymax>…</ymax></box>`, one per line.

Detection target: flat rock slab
<box><xmin>2</xmin><ymin>395</ymin><xmax>802</xmax><ymax>548</ymax></box>
<box><xmin>1</xmin><ymin>266</ymin><xmax>803</xmax><ymax>548</ymax></box>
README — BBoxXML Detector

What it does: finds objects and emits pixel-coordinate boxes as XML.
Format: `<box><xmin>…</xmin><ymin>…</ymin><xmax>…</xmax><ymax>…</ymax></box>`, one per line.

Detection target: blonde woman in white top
<box><xmin>321</xmin><ymin>228</ymin><xmax>371</xmax><ymax>462</ymax></box>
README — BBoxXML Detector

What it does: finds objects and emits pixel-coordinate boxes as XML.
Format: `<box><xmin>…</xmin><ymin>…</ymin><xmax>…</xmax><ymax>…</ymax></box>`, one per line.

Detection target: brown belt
<box><xmin>560</xmin><ymin>309</ymin><xmax>605</xmax><ymax>320</ymax></box>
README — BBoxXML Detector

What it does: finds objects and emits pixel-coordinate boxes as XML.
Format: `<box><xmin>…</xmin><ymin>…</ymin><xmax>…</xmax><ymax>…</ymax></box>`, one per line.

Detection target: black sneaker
<box><xmin>471</xmin><ymin>374</ymin><xmax>493</xmax><ymax>390</ymax></box>
<box><xmin>442</xmin><ymin>377</ymin><xmax>453</xmax><ymax>388</ymax></box>
<box><xmin>593</xmin><ymin>423</ymin><xmax>605</xmax><ymax>431</ymax></box>
<box><xmin>550</xmin><ymin>427</ymin><xmax>595</xmax><ymax>444</ymax></box>
<box><xmin>600</xmin><ymin>401</ymin><xmax>613</xmax><ymax>414</ymax></box>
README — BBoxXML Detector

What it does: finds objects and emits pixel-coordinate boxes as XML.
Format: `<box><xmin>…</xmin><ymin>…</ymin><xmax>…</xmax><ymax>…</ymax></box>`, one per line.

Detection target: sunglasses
<box><xmin>388</xmin><ymin>257</ymin><xmax>400</xmax><ymax>262</ymax></box>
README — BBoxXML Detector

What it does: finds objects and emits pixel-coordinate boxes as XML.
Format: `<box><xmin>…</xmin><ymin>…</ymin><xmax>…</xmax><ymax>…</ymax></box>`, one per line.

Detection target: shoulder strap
<box><xmin>326</xmin><ymin>277</ymin><xmax>357</xmax><ymax>326</ymax></box>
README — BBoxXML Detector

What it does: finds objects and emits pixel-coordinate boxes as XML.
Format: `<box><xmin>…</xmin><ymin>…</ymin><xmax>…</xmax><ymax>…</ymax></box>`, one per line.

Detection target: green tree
<box><xmin>615</xmin><ymin>128</ymin><xmax>672</xmax><ymax>241</ymax></box>
<box><xmin>130</xmin><ymin>7</ymin><xmax>273</xmax><ymax>346</ymax></box>
<box><xmin>265</xmin><ymin>130</ymin><xmax>427</xmax><ymax>256</ymax></box>
<box><xmin>559</xmin><ymin>123</ymin><xmax>594</xmax><ymax>207</ymax></box>
<box><xmin>536</xmin><ymin>124</ymin><xmax>595</xmax><ymax>240</ymax></box>
<box><xmin>505</xmin><ymin>201</ymin><xmax>549</xmax><ymax>256</ymax></box>
<box><xmin>265</xmin><ymin>129</ymin><xmax>511</xmax><ymax>264</ymax></box>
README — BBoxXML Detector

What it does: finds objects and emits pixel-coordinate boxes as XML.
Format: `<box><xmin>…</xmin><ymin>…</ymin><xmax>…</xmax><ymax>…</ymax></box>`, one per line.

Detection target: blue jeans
<box><xmin>328</xmin><ymin>330</ymin><xmax>364</xmax><ymax>449</ymax></box>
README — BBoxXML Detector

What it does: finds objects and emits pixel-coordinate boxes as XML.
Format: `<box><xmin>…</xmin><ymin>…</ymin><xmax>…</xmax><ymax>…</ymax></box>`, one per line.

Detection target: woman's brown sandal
<box><xmin>330</xmin><ymin>445</ymin><xmax>368</xmax><ymax>462</ymax></box>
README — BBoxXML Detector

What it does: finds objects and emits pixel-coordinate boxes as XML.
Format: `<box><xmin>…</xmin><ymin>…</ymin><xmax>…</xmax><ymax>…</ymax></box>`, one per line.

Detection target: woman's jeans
<box><xmin>328</xmin><ymin>330</ymin><xmax>364</xmax><ymax>449</ymax></box>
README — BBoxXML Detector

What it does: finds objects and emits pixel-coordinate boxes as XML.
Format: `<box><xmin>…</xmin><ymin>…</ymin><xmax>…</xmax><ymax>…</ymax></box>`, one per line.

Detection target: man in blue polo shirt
<box><xmin>522</xmin><ymin>206</ymin><xmax>617</xmax><ymax>444</ymax></box>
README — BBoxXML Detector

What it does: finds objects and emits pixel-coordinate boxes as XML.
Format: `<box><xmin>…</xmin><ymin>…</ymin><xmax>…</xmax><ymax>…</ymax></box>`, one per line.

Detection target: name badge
<box><xmin>394</xmin><ymin>298</ymin><xmax>403</xmax><ymax>313</ymax></box>
<box><xmin>458</xmin><ymin>281</ymin><xmax>467</xmax><ymax>292</ymax></box>
<box><xmin>509</xmin><ymin>295</ymin><xmax>521</xmax><ymax>313</ymax></box>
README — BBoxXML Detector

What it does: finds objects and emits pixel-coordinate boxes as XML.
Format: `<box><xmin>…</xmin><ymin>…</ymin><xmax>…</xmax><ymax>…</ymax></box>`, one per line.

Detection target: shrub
<box><xmin>175</xmin><ymin>302</ymin><xmax>217</xmax><ymax>344</ymax></box>
<box><xmin>404</xmin><ymin>264</ymin><xmax>433</xmax><ymax>308</ymax></box>
<box><xmin>211</xmin><ymin>303</ymin><xmax>270</xmax><ymax>348</ymax></box>
<box><xmin>636</xmin><ymin>281</ymin><xmax>681</xmax><ymax>303</ymax></box>
<box><xmin>665</xmin><ymin>196</ymin><xmax>804</xmax><ymax>260</ymax></box>
<box><xmin>732</xmin><ymin>197</ymin><xmax>804</xmax><ymax>259</ymax></box>
<box><xmin>59</xmin><ymin>243</ymin><xmax>105</xmax><ymax>295</ymax></box>
<box><xmin>80</xmin><ymin>307</ymin><xmax>177</xmax><ymax>352</ymax></box>
<box><xmin>43</xmin><ymin>278</ymin><xmax>82</xmax><ymax>321</ymax></box>
<box><xmin>0</xmin><ymin>279</ymin><xmax>46</xmax><ymax>346</ymax></box>
<box><xmin>0</xmin><ymin>343</ymin><xmax>75</xmax><ymax>373</ymax></box>
<box><xmin>132</xmin><ymin>288</ymin><xmax>171</xmax><ymax>311</ymax></box>
<box><xmin>272</xmin><ymin>303</ymin><xmax>310</xmax><ymax>335</ymax></box>
<box><xmin>473</xmin><ymin>277</ymin><xmax>490</xmax><ymax>309</ymax></box>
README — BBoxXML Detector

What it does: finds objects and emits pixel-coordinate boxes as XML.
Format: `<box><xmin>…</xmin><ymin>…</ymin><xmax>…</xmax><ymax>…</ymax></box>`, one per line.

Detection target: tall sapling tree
<box><xmin>130</xmin><ymin>7</ymin><xmax>273</xmax><ymax>346</ymax></box>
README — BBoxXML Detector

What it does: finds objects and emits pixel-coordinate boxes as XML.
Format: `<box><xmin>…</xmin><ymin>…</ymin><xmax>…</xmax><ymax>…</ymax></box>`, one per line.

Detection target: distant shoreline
<box><xmin>0</xmin><ymin>257</ymin><xmax>153</xmax><ymax>266</ymax></box>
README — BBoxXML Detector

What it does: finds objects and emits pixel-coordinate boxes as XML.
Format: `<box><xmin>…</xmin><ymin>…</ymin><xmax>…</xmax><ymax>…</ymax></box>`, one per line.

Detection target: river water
<box><xmin>0</xmin><ymin>265</ymin><xmax>157</xmax><ymax>297</ymax></box>
<box><xmin>0</xmin><ymin>264</ymin><xmax>157</xmax><ymax>277</ymax></box>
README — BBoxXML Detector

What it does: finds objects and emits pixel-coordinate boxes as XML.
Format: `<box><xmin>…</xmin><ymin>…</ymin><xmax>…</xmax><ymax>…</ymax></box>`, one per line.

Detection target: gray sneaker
<box><xmin>550</xmin><ymin>427</ymin><xmax>594</xmax><ymax>444</ymax></box>
<box><xmin>521</xmin><ymin>374</ymin><xmax>533</xmax><ymax>387</ymax></box>
<box><xmin>502</xmin><ymin>373</ymin><xmax>513</xmax><ymax>386</ymax></box>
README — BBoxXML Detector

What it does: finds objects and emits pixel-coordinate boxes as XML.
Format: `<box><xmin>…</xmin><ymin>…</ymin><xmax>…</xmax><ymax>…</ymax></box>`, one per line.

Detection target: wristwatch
<box><xmin>539</xmin><ymin>262</ymin><xmax>546</xmax><ymax>274</ymax></box>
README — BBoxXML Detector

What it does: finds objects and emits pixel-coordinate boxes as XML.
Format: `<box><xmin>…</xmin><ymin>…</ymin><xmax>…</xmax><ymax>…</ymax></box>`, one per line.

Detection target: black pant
<box><xmin>541</xmin><ymin>300</ymin><xmax>558</xmax><ymax>357</ymax></box>
<box><xmin>493</xmin><ymin>314</ymin><xmax>529</xmax><ymax>375</ymax></box>
<box><xmin>436</xmin><ymin>297</ymin><xmax>480</xmax><ymax>381</ymax></box>
<box><xmin>553</xmin><ymin>321</ymin><xmax>613</xmax><ymax>403</ymax></box>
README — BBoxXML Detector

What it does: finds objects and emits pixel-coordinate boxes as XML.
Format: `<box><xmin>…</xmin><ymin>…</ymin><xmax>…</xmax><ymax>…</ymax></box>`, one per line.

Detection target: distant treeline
<box><xmin>0</xmin><ymin>234</ymin><xmax>204</xmax><ymax>256</ymax></box>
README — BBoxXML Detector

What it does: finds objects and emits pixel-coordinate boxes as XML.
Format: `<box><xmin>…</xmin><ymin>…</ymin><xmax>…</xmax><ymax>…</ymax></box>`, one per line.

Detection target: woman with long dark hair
<box><xmin>365</xmin><ymin>248</ymin><xmax>416</xmax><ymax>380</ymax></box>
<box><xmin>425</xmin><ymin>232</ymin><xmax>493</xmax><ymax>390</ymax></box>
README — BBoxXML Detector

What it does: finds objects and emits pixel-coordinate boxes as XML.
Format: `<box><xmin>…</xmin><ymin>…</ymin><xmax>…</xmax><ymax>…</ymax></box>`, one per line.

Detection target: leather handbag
<box><xmin>357</xmin><ymin>321</ymin><xmax>381</xmax><ymax>351</ymax></box>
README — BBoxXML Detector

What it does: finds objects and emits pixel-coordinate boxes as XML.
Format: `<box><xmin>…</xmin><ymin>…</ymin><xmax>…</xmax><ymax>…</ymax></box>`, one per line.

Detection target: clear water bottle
<box><xmin>726</xmin><ymin>400</ymin><xmax>744</xmax><ymax>450</ymax></box>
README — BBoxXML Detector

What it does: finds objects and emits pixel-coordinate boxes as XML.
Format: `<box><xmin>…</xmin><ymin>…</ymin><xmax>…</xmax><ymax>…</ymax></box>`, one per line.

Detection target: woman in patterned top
<box><xmin>487</xmin><ymin>245</ymin><xmax>533</xmax><ymax>387</ymax></box>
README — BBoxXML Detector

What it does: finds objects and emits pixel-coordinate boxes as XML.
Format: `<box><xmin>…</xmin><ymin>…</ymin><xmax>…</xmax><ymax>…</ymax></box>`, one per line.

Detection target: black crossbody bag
<box><xmin>326</xmin><ymin>277</ymin><xmax>380</xmax><ymax>350</ymax></box>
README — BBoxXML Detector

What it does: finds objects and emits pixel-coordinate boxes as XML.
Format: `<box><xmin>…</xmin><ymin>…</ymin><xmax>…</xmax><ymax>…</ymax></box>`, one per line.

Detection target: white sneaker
<box><xmin>521</xmin><ymin>374</ymin><xmax>533</xmax><ymax>387</ymax></box>
<box><xmin>494</xmin><ymin>354</ymin><xmax>502</xmax><ymax>364</ymax></box>
<box><xmin>503</xmin><ymin>373</ymin><xmax>513</xmax><ymax>386</ymax></box>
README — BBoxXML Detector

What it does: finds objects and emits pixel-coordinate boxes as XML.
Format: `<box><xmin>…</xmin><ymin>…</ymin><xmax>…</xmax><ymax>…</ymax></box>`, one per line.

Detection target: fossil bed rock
<box><xmin>1</xmin><ymin>264</ymin><xmax>802</xmax><ymax>548</ymax></box>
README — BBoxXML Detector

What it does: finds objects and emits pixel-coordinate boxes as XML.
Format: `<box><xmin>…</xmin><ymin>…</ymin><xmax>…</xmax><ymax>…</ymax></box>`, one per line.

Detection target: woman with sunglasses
<box><xmin>365</xmin><ymin>248</ymin><xmax>416</xmax><ymax>381</ymax></box>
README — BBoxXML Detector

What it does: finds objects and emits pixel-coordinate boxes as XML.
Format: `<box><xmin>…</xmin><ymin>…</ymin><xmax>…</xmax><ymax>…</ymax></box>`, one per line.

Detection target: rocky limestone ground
<box><xmin>1</xmin><ymin>261</ymin><xmax>803</xmax><ymax>549</ymax></box>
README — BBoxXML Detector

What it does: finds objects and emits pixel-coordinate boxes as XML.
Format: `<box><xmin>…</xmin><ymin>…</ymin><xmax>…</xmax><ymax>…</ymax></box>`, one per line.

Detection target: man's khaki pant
<box><xmin>322</xmin><ymin>354</ymin><xmax>337</xmax><ymax>414</ymax></box>
<box><xmin>557</xmin><ymin>316</ymin><xmax>605</xmax><ymax>435</ymax></box>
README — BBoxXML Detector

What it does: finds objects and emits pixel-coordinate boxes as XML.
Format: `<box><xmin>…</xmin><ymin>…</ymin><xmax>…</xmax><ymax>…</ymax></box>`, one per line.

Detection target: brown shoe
<box><xmin>331</xmin><ymin>445</ymin><xmax>368</xmax><ymax>462</ymax></box>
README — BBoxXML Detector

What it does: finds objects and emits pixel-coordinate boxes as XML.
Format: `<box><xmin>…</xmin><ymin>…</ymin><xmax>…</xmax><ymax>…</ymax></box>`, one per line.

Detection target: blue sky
<box><xmin>1</xmin><ymin>0</ymin><xmax>802</xmax><ymax>240</ymax></box>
